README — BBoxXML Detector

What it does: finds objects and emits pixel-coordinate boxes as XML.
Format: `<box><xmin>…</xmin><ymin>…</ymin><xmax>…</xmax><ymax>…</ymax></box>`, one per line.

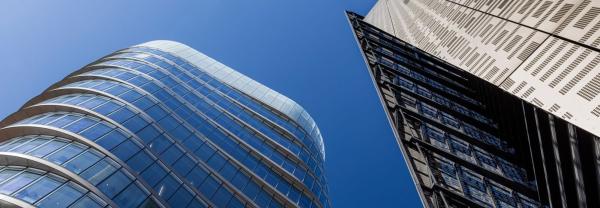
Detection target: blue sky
<box><xmin>0</xmin><ymin>1</ymin><xmax>421</xmax><ymax>207</ymax></box>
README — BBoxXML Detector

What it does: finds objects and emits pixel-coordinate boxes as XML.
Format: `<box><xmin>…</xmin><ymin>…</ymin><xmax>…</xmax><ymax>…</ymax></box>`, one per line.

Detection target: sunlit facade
<box><xmin>0</xmin><ymin>40</ymin><xmax>329</xmax><ymax>208</ymax></box>
<box><xmin>348</xmin><ymin>10</ymin><xmax>599</xmax><ymax>208</ymax></box>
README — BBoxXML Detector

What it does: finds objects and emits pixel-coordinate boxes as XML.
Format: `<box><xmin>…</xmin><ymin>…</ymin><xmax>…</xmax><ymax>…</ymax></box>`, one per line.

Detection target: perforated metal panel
<box><xmin>365</xmin><ymin>0</ymin><xmax>600</xmax><ymax>138</ymax></box>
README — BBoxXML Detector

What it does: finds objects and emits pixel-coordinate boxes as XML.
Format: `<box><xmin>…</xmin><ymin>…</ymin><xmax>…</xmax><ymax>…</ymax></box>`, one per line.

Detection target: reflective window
<box><xmin>0</xmin><ymin>172</ymin><xmax>40</xmax><ymax>195</ymax></box>
<box><xmin>113</xmin><ymin>182</ymin><xmax>148</xmax><ymax>207</ymax></box>
<box><xmin>46</xmin><ymin>144</ymin><xmax>85</xmax><ymax>165</ymax></box>
<box><xmin>14</xmin><ymin>175</ymin><xmax>62</xmax><ymax>203</ymax></box>
<box><xmin>97</xmin><ymin>170</ymin><xmax>131</xmax><ymax>198</ymax></box>
<box><xmin>63</xmin><ymin>149</ymin><xmax>102</xmax><ymax>174</ymax></box>
<box><xmin>37</xmin><ymin>183</ymin><xmax>85</xmax><ymax>207</ymax></box>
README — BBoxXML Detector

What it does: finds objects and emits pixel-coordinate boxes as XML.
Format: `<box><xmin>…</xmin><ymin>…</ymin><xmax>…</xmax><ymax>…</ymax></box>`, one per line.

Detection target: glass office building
<box><xmin>348</xmin><ymin>11</ymin><xmax>599</xmax><ymax>208</ymax></box>
<box><xmin>0</xmin><ymin>40</ymin><xmax>329</xmax><ymax>208</ymax></box>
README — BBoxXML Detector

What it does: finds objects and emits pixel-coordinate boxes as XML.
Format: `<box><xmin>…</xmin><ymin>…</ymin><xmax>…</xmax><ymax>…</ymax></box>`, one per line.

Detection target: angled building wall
<box><xmin>364</xmin><ymin>0</ymin><xmax>600</xmax><ymax>140</ymax></box>
<box><xmin>348</xmin><ymin>11</ymin><xmax>599</xmax><ymax>208</ymax></box>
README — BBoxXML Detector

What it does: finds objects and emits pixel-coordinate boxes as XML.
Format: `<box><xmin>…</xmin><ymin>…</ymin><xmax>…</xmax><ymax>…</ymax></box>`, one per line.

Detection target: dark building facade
<box><xmin>0</xmin><ymin>40</ymin><xmax>329</xmax><ymax>208</ymax></box>
<box><xmin>348</xmin><ymin>12</ymin><xmax>599</xmax><ymax>208</ymax></box>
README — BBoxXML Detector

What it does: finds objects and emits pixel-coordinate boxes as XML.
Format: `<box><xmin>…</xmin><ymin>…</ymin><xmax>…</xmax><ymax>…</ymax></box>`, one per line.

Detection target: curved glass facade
<box><xmin>0</xmin><ymin>40</ymin><xmax>329</xmax><ymax>208</ymax></box>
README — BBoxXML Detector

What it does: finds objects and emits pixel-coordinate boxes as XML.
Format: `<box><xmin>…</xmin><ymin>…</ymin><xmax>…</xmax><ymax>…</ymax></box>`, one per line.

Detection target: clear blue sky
<box><xmin>0</xmin><ymin>1</ymin><xmax>421</xmax><ymax>207</ymax></box>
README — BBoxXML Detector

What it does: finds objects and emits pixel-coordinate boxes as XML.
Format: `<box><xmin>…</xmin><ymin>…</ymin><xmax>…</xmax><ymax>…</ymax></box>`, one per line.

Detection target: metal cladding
<box><xmin>0</xmin><ymin>40</ymin><xmax>329</xmax><ymax>208</ymax></box>
<box><xmin>364</xmin><ymin>0</ymin><xmax>600</xmax><ymax>141</ymax></box>
<box><xmin>349</xmin><ymin>10</ymin><xmax>599</xmax><ymax>208</ymax></box>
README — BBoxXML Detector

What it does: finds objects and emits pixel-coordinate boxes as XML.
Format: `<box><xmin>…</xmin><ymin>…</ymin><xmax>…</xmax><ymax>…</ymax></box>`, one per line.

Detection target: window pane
<box><xmin>207</xmin><ymin>153</ymin><xmax>226</xmax><ymax>171</ymax></box>
<box><xmin>186</xmin><ymin>167</ymin><xmax>208</xmax><ymax>188</ymax></box>
<box><xmin>79</xmin><ymin>97</ymin><xmax>107</xmax><ymax>109</ymax></box>
<box><xmin>126</xmin><ymin>150</ymin><xmax>153</xmax><ymax>173</ymax></box>
<box><xmin>167</xmin><ymin>186</ymin><xmax>193</xmax><ymax>208</ymax></box>
<box><xmin>0</xmin><ymin>170</ymin><xmax>20</xmax><ymax>182</ymax></box>
<box><xmin>0</xmin><ymin>172</ymin><xmax>39</xmax><ymax>195</ymax></box>
<box><xmin>112</xmin><ymin>140</ymin><xmax>141</xmax><ymax>161</ymax></box>
<box><xmin>12</xmin><ymin>138</ymin><xmax>48</xmax><ymax>154</ymax></box>
<box><xmin>63</xmin><ymin>150</ymin><xmax>102</xmax><ymax>174</ymax></box>
<box><xmin>186</xmin><ymin>198</ymin><xmax>208</xmax><ymax>208</ymax></box>
<box><xmin>211</xmin><ymin>186</ymin><xmax>233</xmax><ymax>207</ymax></box>
<box><xmin>47</xmin><ymin>115</ymin><xmax>79</xmax><ymax>128</ymax></box>
<box><xmin>146</xmin><ymin>105</ymin><xmax>168</xmax><ymax>120</ymax></box>
<box><xmin>37</xmin><ymin>183</ymin><xmax>84</xmax><ymax>208</ymax></box>
<box><xmin>113</xmin><ymin>183</ymin><xmax>148</xmax><ymax>208</ymax></box>
<box><xmin>173</xmin><ymin>155</ymin><xmax>195</xmax><ymax>175</ymax></box>
<box><xmin>137</xmin><ymin>125</ymin><xmax>161</xmax><ymax>143</ymax></box>
<box><xmin>46</xmin><ymin>144</ymin><xmax>85</xmax><ymax>165</ymax></box>
<box><xmin>198</xmin><ymin>175</ymin><xmax>219</xmax><ymax>198</ymax></box>
<box><xmin>123</xmin><ymin>115</ymin><xmax>149</xmax><ymax>133</ymax></box>
<box><xmin>29</xmin><ymin>140</ymin><xmax>68</xmax><ymax>158</ymax></box>
<box><xmin>108</xmin><ymin>107</ymin><xmax>135</xmax><ymax>123</ymax></box>
<box><xmin>80</xmin><ymin>159</ymin><xmax>118</xmax><ymax>185</ymax></box>
<box><xmin>97</xmin><ymin>170</ymin><xmax>131</xmax><ymax>198</ymax></box>
<box><xmin>148</xmin><ymin>135</ymin><xmax>169</xmax><ymax>154</ymax></box>
<box><xmin>95</xmin><ymin>130</ymin><xmax>127</xmax><ymax>150</ymax></box>
<box><xmin>160</xmin><ymin>145</ymin><xmax>183</xmax><ymax>165</ymax></box>
<box><xmin>69</xmin><ymin>195</ymin><xmax>103</xmax><ymax>208</ymax></box>
<box><xmin>132</xmin><ymin>97</ymin><xmax>154</xmax><ymax>110</ymax></box>
<box><xmin>64</xmin><ymin>118</ymin><xmax>96</xmax><ymax>133</ymax></box>
<box><xmin>120</xmin><ymin>90</ymin><xmax>143</xmax><ymax>103</ymax></box>
<box><xmin>154</xmin><ymin>174</ymin><xmax>179</xmax><ymax>199</ymax></box>
<box><xmin>80</xmin><ymin>124</ymin><xmax>112</xmax><ymax>141</ymax></box>
<box><xmin>14</xmin><ymin>176</ymin><xmax>61</xmax><ymax>203</ymax></box>
<box><xmin>140</xmin><ymin>163</ymin><xmax>167</xmax><ymax>187</ymax></box>
<box><xmin>94</xmin><ymin>101</ymin><xmax>121</xmax><ymax>116</ymax></box>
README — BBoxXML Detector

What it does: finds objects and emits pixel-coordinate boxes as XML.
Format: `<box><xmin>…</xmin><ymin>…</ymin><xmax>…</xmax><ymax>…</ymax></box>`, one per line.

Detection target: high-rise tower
<box><xmin>0</xmin><ymin>40</ymin><xmax>329</xmax><ymax>208</ymax></box>
<box><xmin>348</xmin><ymin>7</ymin><xmax>599</xmax><ymax>208</ymax></box>
<box><xmin>364</xmin><ymin>0</ymin><xmax>600</xmax><ymax>140</ymax></box>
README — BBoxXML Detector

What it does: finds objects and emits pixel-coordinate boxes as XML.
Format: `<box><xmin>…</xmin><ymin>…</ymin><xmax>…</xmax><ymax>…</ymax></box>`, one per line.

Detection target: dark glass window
<box><xmin>161</xmin><ymin>145</ymin><xmax>184</xmax><ymax>165</ymax></box>
<box><xmin>243</xmin><ymin>181</ymin><xmax>260</xmax><ymax>199</ymax></box>
<box><xmin>69</xmin><ymin>195</ymin><xmax>103</xmax><ymax>208</ymax></box>
<box><xmin>173</xmin><ymin>155</ymin><xmax>195</xmax><ymax>175</ymax></box>
<box><xmin>198</xmin><ymin>175</ymin><xmax>219</xmax><ymax>198</ymax></box>
<box><xmin>167</xmin><ymin>186</ymin><xmax>193</xmax><ymax>208</ymax></box>
<box><xmin>140</xmin><ymin>163</ymin><xmax>167</xmax><ymax>187</ymax></box>
<box><xmin>218</xmin><ymin>162</ymin><xmax>237</xmax><ymax>180</ymax></box>
<box><xmin>95</xmin><ymin>130</ymin><xmax>127</xmax><ymax>150</ymax></box>
<box><xmin>195</xmin><ymin>144</ymin><xmax>216</xmax><ymax>161</ymax></box>
<box><xmin>133</xmin><ymin>97</ymin><xmax>155</xmax><ymax>111</ymax></box>
<box><xmin>108</xmin><ymin>107</ymin><xmax>135</xmax><ymax>123</ymax></box>
<box><xmin>137</xmin><ymin>125</ymin><xmax>161</xmax><ymax>143</ymax></box>
<box><xmin>211</xmin><ymin>186</ymin><xmax>233</xmax><ymax>207</ymax></box>
<box><xmin>123</xmin><ymin>115</ymin><xmax>149</xmax><ymax>133</ymax></box>
<box><xmin>149</xmin><ymin>135</ymin><xmax>171</xmax><ymax>153</ymax></box>
<box><xmin>127</xmin><ymin>150</ymin><xmax>154</xmax><ymax>173</ymax></box>
<box><xmin>113</xmin><ymin>183</ymin><xmax>148</xmax><ymax>207</ymax></box>
<box><xmin>98</xmin><ymin>170</ymin><xmax>131</xmax><ymax>198</ymax></box>
<box><xmin>113</xmin><ymin>140</ymin><xmax>141</xmax><ymax>161</ymax></box>
<box><xmin>231</xmin><ymin>171</ymin><xmax>250</xmax><ymax>189</ymax></box>
<box><xmin>80</xmin><ymin>124</ymin><xmax>112</xmax><ymax>141</ymax></box>
<box><xmin>207</xmin><ymin>153</ymin><xmax>226</xmax><ymax>170</ymax></box>
<box><xmin>154</xmin><ymin>174</ymin><xmax>179</xmax><ymax>199</ymax></box>
<box><xmin>146</xmin><ymin>105</ymin><xmax>168</xmax><ymax>120</ymax></box>
<box><xmin>187</xmin><ymin>166</ymin><xmax>209</xmax><ymax>187</ymax></box>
